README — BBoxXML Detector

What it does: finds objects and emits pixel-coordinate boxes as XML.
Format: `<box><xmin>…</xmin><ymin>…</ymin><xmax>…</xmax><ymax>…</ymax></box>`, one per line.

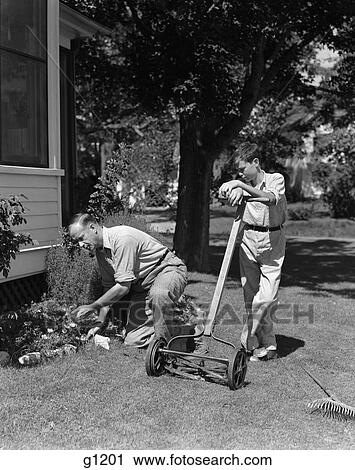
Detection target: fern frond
<box><xmin>308</xmin><ymin>398</ymin><xmax>355</xmax><ymax>421</ymax></box>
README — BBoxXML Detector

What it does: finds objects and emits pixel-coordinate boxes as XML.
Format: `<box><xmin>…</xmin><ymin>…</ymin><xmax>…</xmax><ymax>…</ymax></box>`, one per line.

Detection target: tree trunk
<box><xmin>173</xmin><ymin>116</ymin><xmax>214</xmax><ymax>272</ymax></box>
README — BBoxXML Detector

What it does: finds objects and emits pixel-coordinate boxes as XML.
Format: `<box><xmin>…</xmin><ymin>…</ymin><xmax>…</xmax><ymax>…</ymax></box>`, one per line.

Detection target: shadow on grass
<box><xmin>209</xmin><ymin>238</ymin><xmax>355</xmax><ymax>298</ymax></box>
<box><xmin>282</xmin><ymin>238</ymin><xmax>355</xmax><ymax>298</ymax></box>
<box><xmin>276</xmin><ymin>334</ymin><xmax>305</xmax><ymax>358</ymax></box>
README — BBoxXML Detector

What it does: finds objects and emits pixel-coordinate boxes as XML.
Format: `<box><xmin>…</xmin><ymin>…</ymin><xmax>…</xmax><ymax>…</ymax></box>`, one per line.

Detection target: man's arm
<box><xmin>92</xmin><ymin>281</ymin><xmax>131</xmax><ymax>310</ymax></box>
<box><xmin>72</xmin><ymin>281</ymin><xmax>131</xmax><ymax>319</ymax></box>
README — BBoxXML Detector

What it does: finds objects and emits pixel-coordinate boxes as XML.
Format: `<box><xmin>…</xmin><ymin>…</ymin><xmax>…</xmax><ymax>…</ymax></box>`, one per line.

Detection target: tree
<box><xmin>63</xmin><ymin>0</ymin><xmax>354</xmax><ymax>270</ymax></box>
<box><xmin>62</xmin><ymin>2</ymin><xmax>179</xmax><ymax>211</ymax></box>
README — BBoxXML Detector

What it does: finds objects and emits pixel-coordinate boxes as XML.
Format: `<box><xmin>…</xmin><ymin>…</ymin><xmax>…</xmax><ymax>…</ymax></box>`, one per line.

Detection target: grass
<box><xmin>0</xmin><ymin>208</ymin><xmax>355</xmax><ymax>449</ymax></box>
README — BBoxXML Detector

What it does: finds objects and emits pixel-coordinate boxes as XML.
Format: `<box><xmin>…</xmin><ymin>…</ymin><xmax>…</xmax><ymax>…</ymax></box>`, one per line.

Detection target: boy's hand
<box><xmin>219</xmin><ymin>180</ymin><xmax>240</xmax><ymax>198</ymax></box>
<box><xmin>228</xmin><ymin>187</ymin><xmax>244</xmax><ymax>206</ymax></box>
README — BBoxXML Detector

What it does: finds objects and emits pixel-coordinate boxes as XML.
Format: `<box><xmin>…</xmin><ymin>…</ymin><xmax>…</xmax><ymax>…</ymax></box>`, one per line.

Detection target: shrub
<box><xmin>0</xmin><ymin>194</ymin><xmax>32</xmax><ymax>278</ymax></box>
<box><xmin>0</xmin><ymin>299</ymin><xmax>84</xmax><ymax>362</ymax></box>
<box><xmin>46</xmin><ymin>243</ymin><xmax>101</xmax><ymax>308</ymax></box>
<box><xmin>104</xmin><ymin>212</ymin><xmax>152</xmax><ymax>231</ymax></box>
<box><xmin>103</xmin><ymin>212</ymin><xmax>171</xmax><ymax>246</ymax></box>
<box><xmin>287</xmin><ymin>204</ymin><xmax>314</xmax><ymax>221</ymax></box>
<box><xmin>87</xmin><ymin>143</ymin><xmax>131</xmax><ymax>221</ymax></box>
<box><xmin>312</xmin><ymin>126</ymin><xmax>355</xmax><ymax>219</ymax></box>
<box><xmin>324</xmin><ymin>165</ymin><xmax>355</xmax><ymax>219</ymax></box>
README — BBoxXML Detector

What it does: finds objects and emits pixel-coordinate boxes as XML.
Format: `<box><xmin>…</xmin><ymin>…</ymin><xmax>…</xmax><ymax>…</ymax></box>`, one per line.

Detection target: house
<box><xmin>0</xmin><ymin>0</ymin><xmax>110</xmax><ymax>309</ymax></box>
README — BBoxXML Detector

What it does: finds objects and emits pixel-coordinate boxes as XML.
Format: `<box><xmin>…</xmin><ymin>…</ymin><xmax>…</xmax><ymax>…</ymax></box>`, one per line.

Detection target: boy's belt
<box><xmin>244</xmin><ymin>224</ymin><xmax>283</xmax><ymax>232</ymax></box>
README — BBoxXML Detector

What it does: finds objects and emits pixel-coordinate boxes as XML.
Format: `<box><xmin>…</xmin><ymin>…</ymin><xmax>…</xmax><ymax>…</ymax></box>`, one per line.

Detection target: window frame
<box><xmin>0</xmin><ymin>0</ymin><xmax>48</xmax><ymax>168</ymax></box>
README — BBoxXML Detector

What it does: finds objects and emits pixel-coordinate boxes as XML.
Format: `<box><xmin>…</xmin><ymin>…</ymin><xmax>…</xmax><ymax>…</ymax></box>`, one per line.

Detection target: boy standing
<box><xmin>219</xmin><ymin>143</ymin><xmax>287</xmax><ymax>361</ymax></box>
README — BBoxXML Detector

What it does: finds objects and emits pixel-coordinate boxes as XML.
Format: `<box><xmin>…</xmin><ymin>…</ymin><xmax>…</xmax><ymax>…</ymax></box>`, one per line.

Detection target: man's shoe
<box><xmin>181</xmin><ymin>337</ymin><xmax>208</xmax><ymax>367</ymax></box>
<box><xmin>193</xmin><ymin>337</ymin><xmax>209</xmax><ymax>356</ymax></box>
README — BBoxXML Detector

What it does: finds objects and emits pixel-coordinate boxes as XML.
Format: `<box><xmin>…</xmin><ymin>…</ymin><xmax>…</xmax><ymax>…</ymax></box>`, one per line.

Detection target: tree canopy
<box><xmin>63</xmin><ymin>0</ymin><xmax>354</xmax><ymax>270</ymax></box>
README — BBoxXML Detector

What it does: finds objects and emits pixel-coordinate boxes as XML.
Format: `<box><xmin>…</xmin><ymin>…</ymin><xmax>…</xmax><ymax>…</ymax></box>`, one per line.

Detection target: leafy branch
<box><xmin>0</xmin><ymin>194</ymin><xmax>33</xmax><ymax>278</ymax></box>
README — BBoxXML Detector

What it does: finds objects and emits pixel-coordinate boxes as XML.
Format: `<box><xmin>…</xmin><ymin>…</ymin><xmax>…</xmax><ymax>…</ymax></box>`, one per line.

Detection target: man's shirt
<box><xmin>96</xmin><ymin>226</ymin><xmax>167</xmax><ymax>289</ymax></box>
<box><xmin>242</xmin><ymin>171</ymin><xmax>287</xmax><ymax>227</ymax></box>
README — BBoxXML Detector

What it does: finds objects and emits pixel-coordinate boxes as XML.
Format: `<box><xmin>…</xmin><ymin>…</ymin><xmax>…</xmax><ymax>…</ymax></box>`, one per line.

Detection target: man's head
<box><xmin>69</xmin><ymin>213</ymin><xmax>103</xmax><ymax>256</ymax></box>
<box><xmin>233</xmin><ymin>142</ymin><xmax>261</xmax><ymax>183</ymax></box>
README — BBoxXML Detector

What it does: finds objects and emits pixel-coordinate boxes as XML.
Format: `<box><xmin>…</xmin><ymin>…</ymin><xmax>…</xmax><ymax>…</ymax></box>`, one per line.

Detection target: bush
<box><xmin>324</xmin><ymin>165</ymin><xmax>355</xmax><ymax>219</ymax></box>
<box><xmin>87</xmin><ymin>144</ymin><xmax>131</xmax><ymax>221</ymax></box>
<box><xmin>287</xmin><ymin>204</ymin><xmax>314</xmax><ymax>221</ymax></box>
<box><xmin>0</xmin><ymin>299</ymin><xmax>84</xmax><ymax>362</ymax></box>
<box><xmin>312</xmin><ymin>126</ymin><xmax>355</xmax><ymax>219</ymax></box>
<box><xmin>313</xmin><ymin>160</ymin><xmax>355</xmax><ymax>219</ymax></box>
<box><xmin>46</xmin><ymin>242</ymin><xmax>101</xmax><ymax>308</ymax></box>
<box><xmin>103</xmin><ymin>213</ymin><xmax>170</xmax><ymax>246</ymax></box>
<box><xmin>0</xmin><ymin>194</ymin><xmax>32</xmax><ymax>278</ymax></box>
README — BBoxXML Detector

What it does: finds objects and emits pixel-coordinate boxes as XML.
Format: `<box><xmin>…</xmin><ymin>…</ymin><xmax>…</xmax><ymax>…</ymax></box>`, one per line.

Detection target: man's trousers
<box><xmin>119</xmin><ymin>252</ymin><xmax>188</xmax><ymax>348</ymax></box>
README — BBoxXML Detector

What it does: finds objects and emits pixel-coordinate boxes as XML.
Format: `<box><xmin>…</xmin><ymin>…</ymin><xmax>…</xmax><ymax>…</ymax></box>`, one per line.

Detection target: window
<box><xmin>0</xmin><ymin>0</ymin><xmax>48</xmax><ymax>167</ymax></box>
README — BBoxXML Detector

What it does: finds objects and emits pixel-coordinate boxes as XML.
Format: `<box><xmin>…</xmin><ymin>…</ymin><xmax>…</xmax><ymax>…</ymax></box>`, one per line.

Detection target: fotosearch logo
<box><xmin>109</xmin><ymin>300</ymin><xmax>315</xmax><ymax>327</ymax></box>
<box><xmin>207</xmin><ymin>302</ymin><xmax>315</xmax><ymax>326</ymax></box>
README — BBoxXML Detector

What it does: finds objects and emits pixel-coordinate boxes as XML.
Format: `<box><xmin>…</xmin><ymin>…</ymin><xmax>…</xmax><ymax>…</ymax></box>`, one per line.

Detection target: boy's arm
<box><xmin>239</xmin><ymin>173</ymin><xmax>285</xmax><ymax>205</ymax></box>
<box><xmin>220</xmin><ymin>180</ymin><xmax>273</xmax><ymax>203</ymax></box>
<box><xmin>236</xmin><ymin>181</ymin><xmax>276</xmax><ymax>204</ymax></box>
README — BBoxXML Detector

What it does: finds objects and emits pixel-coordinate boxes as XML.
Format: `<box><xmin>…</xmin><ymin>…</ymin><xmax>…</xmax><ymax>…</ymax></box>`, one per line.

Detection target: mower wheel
<box><xmin>227</xmin><ymin>348</ymin><xmax>247</xmax><ymax>390</ymax></box>
<box><xmin>145</xmin><ymin>337</ymin><xmax>167</xmax><ymax>376</ymax></box>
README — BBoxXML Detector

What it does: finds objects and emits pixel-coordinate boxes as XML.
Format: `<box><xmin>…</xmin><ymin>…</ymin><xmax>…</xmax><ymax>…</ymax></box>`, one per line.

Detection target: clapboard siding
<box><xmin>0</xmin><ymin>248</ymin><xmax>48</xmax><ymax>281</ymax></box>
<box><xmin>0</xmin><ymin>174</ymin><xmax>58</xmax><ymax>188</ymax></box>
<box><xmin>18</xmin><ymin>227</ymin><xmax>61</xmax><ymax>245</ymax></box>
<box><xmin>1</xmin><ymin>187</ymin><xmax>59</xmax><ymax>202</ymax></box>
<box><xmin>15</xmin><ymin>214</ymin><xmax>59</xmax><ymax>231</ymax></box>
<box><xmin>0</xmin><ymin>172</ymin><xmax>62</xmax><ymax>282</ymax></box>
<box><xmin>21</xmin><ymin>201</ymin><xmax>58</xmax><ymax>216</ymax></box>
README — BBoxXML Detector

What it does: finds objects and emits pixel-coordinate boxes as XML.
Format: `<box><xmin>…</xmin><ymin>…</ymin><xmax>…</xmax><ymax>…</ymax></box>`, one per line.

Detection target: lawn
<box><xmin>0</xmin><ymin>208</ymin><xmax>354</xmax><ymax>450</ymax></box>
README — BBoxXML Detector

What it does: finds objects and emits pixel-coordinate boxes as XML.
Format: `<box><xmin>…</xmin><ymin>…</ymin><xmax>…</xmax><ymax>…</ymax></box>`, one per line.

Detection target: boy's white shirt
<box><xmin>241</xmin><ymin>171</ymin><xmax>287</xmax><ymax>227</ymax></box>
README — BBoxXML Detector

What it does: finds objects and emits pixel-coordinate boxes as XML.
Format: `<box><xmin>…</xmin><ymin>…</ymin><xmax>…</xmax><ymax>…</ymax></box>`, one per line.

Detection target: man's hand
<box><xmin>86</xmin><ymin>326</ymin><xmax>101</xmax><ymax>341</ymax></box>
<box><xmin>228</xmin><ymin>187</ymin><xmax>244</xmax><ymax>206</ymax></box>
<box><xmin>219</xmin><ymin>180</ymin><xmax>241</xmax><ymax>198</ymax></box>
<box><xmin>72</xmin><ymin>304</ymin><xmax>98</xmax><ymax>320</ymax></box>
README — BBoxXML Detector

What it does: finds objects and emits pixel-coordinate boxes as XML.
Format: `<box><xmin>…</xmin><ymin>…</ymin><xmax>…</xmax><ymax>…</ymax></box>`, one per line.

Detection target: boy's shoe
<box><xmin>249</xmin><ymin>349</ymin><xmax>278</xmax><ymax>362</ymax></box>
<box><xmin>253</xmin><ymin>346</ymin><xmax>268</xmax><ymax>358</ymax></box>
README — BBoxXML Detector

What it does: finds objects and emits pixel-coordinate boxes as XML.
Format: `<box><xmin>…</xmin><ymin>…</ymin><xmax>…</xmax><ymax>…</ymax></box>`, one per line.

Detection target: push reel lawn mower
<box><xmin>145</xmin><ymin>197</ymin><xmax>269</xmax><ymax>390</ymax></box>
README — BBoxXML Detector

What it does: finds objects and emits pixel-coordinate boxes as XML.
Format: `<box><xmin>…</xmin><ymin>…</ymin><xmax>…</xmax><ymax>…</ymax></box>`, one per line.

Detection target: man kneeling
<box><xmin>70</xmin><ymin>213</ymin><xmax>192</xmax><ymax>348</ymax></box>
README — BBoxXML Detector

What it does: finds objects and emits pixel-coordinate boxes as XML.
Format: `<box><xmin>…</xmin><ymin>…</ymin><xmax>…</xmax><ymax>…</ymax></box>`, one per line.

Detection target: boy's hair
<box><xmin>69</xmin><ymin>212</ymin><xmax>97</xmax><ymax>228</ymax></box>
<box><xmin>232</xmin><ymin>142</ymin><xmax>259</xmax><ymax>163</ymax></box>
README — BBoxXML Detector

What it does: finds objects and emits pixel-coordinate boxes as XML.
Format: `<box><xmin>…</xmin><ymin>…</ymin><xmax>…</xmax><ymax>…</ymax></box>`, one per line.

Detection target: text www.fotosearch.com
<box><xmin>133</xmin><ymin>453</ymin><xmax>272</xmax><ymax>466</ymax></box>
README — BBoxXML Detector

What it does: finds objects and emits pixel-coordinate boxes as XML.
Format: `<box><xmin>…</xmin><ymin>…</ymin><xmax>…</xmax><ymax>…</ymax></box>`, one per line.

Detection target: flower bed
<box><xmin>0</xmin><ymin>213</ymin><xmax>201</xmax><ymax>367</ymax></box>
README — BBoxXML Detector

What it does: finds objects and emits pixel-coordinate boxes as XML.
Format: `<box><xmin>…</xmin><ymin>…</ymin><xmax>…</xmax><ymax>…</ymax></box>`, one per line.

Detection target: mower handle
<box><xmin>205</xmin><ymin>195</ymin><xmax>269</xmax><ymax>336</ymax></box>
<box><xmin>218</xmin><ymin>195</ymin><xmax>270</xmax><ymax>204</ymax></box>
<box><xmin>243</xmin><ymin>196</ymin><xmax>270</xmax><ymax>203</ymax></box>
